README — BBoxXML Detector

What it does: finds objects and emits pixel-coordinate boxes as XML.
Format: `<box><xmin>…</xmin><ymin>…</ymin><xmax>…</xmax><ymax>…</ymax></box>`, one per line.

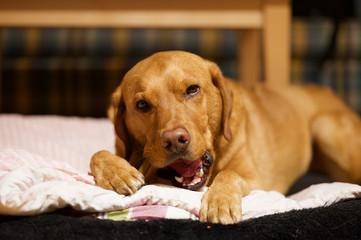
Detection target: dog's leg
<box><xmin>90</xmin><ymin>150</ymin><xmax>145</xmax><ymax>195</ymax></box>
<box><xmin>200</xmin><ymin>169</ymin><xmax>244</xmax><ymax>224</ymax></box>
<box><xmin>311</xmin><ymin>111</ymin><xmax>361</xmax><ymax>183</ymax></box>
<box><xmin>200</xmin><ymin>165</ymin><xmax>260</xmax><ymax>224</ymax></box>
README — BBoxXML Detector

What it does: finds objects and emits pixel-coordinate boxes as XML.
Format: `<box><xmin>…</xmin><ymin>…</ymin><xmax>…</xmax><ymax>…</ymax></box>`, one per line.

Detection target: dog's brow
<box><xmin>133</xmin><ymin>92</ymin><xmax>145</xmax><ymax>101</ymax></box>
<box><xmin>162</xmin><ymin>64</ymin><xmax>185</xmax><ymax>79</ymax></box>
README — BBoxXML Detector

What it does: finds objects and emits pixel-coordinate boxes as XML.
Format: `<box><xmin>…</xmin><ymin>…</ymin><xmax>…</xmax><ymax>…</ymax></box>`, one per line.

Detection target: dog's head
<box><xmin>110</xmin><ymin>51</ymin><xmax>233</xmax><ymax>190</ymax></box>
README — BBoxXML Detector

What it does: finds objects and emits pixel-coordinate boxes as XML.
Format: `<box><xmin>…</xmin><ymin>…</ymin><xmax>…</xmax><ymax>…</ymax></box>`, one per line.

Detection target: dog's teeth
<box><xmin>198</xmin><ymin>168</ymin><xmax>204</xmax><ymax>178</ymax></box>
<box><xmin>188</xmin><ymin>177</ymin><xmax>201</xmax><ymax>186</ymax></box>
<box><xmin>175</xmin><ymin>176</ymin><xmax>184</xmax><ymax>183</ymax></box>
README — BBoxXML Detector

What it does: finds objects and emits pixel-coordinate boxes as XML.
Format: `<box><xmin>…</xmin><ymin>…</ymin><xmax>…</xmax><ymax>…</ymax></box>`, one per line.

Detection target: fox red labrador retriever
<box><xmin>91</xmin><ymin>51</ymin><xmax>361</xmax><ymax>224</ymax></box>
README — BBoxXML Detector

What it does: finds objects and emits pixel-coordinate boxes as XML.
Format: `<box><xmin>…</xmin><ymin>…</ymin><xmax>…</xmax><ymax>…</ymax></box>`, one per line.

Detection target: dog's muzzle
<box><xmin>157</xmin><ymin>151</ymin><xmax>213</xmax><ymax>191</ymax></box>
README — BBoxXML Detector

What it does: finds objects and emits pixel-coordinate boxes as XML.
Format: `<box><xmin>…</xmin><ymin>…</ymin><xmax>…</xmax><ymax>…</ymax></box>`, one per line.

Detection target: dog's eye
<box><xmin>186</xmin><ymin>85</ymin><xmax>200</xmax><ymax>96</ymax></box>
<box><xmin>136</xmin><ymin>100</ymin><xmax>151</xmax><ymax>112</ymax></box>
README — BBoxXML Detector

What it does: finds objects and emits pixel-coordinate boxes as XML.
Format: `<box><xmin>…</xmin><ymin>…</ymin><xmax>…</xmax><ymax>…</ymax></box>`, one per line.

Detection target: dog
<box><xmin>90</xmin><ymin>51</ymin><xmax>361</xmax><ymax>224</ymax></box>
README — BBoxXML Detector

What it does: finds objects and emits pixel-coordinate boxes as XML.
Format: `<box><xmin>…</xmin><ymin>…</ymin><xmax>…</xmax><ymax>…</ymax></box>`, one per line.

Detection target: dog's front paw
<box><xmin>199</xmin><ymin>169</ymin><xmax>244</xmax><ymax>224</ymax></box>
<box><xmin>200</xmin><ymin>188</ymin><xmax>242</xmax><ymax>224</ymax></box>
<box><xmin>90</xmin><ymin>150</ymin><xmax>145</xmax><ymax>195</ymax></box>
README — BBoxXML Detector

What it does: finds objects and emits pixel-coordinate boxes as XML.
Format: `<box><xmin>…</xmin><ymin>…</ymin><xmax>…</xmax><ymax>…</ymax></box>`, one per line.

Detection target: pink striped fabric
<box><xmin>0</xmin><ymin>114</ymin><xmax>115</xmax><ymax>172</ymax></box>
<box><xmin>0</xmin><ymin>148</ymin><xmax>94</xmax><ymax>184</ymax></box>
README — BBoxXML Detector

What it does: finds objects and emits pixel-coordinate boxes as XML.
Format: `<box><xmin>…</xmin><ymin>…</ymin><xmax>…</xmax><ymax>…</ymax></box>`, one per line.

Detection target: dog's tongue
<box><xmin>170</xmin><ymin>158</ymin><xmax>202</xmax><ymax>177</ymax></box>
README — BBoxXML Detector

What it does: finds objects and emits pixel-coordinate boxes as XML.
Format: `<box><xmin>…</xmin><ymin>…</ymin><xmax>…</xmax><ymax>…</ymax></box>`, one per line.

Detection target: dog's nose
<box><xmin>161</xmin><ymin>127</ymin><xmax>190</xmax><ymax>153</ymax></box>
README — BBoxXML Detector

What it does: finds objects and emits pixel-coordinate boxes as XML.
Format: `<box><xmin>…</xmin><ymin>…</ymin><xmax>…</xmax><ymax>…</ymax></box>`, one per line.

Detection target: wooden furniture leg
<box><xmin>263</xmin><ymin>0</ymin><xmax>291</xmax><ymax>85</ymax></box>
<box><xmin>239</xmin><ymin>29</ymin><xmax>261</xmax><ymax>85</ymax></box>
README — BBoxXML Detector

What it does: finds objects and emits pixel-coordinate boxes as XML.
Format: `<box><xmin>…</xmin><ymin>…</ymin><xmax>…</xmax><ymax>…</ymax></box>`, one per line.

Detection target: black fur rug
<box><xmin>1</xmin><ymin>198</ymin><xmax>361</xmax><ymax>240</ymax></box>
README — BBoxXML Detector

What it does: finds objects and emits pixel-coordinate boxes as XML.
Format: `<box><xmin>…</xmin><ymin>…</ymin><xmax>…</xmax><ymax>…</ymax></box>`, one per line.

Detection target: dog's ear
<box><xmin>109</xmin><ymin>86</ymin><xmax>132</xmax><ymax>159</ymax></box>
<box><xmin>206</xmin><ymin>60</ymin><xmax>233</xmax><ymax>142</ymax></box>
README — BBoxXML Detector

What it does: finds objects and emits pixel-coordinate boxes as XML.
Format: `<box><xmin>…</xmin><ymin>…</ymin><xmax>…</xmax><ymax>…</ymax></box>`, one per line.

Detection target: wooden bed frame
<box><xmin>0</xmin><ymin>0</ymin><xmax>290</xmax><ymax>112</ymax></box>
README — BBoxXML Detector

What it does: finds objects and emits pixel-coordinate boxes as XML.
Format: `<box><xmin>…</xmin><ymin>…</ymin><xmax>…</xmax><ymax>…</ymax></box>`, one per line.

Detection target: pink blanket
<box><xmin>1</xmin><ymin>114</ymin><xmax>361</xmax><ymax>221</ymax></box>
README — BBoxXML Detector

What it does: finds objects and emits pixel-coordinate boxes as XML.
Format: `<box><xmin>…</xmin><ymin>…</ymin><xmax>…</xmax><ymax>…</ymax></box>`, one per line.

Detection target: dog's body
<box><xmin>91</xmin><ymin>51</ymin><xmax>361</xmax><ymax>224</ymax></box>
